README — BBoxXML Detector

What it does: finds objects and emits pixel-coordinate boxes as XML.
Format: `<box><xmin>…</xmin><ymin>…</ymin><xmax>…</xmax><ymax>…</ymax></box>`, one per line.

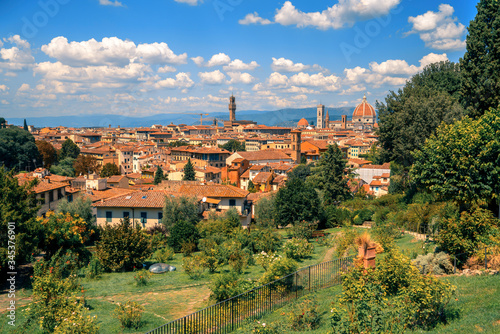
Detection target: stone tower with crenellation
<box><xmin>229</xmin><ymin>94</ymin><xmax>236</xmax><ymax>123</ymax></box>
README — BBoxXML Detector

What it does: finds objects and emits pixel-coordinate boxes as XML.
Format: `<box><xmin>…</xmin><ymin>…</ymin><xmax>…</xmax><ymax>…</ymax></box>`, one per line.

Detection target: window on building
<box><xmin>68</xmin><ymin>194</ymin><xmax>73</xmax><ymax>202</ymax></box>
<box><xmin>229</xmin><ymin>199</ymin><xmax>236</xmax><ymax>207</ymax></box>
<box><xmin>106</xmin><ymin>211</ymin><xmax>112</xmax><ymax>222</ymax></box>
<box><xmin>158</xmin><ymin>212</ymin><xmax>163</xmax><ymax>222</ymax></box>
<box><xmin>49</xmin><ymin>191</ymin><xmax>54</xmax><ymax>203</ymax></box>
<box><xmin>140</xmin><ymin>212</ymin><xmax>147</xmax><ymax>227</ymax></box>
<box><xmin>58</xmin><ymin>189</ymin><xmax>63</xmax><ymax>200</ymax></box>
<box><xmin>123</xmin><ymin>211</ymin><xmax>130</xmax><ymax>219</ymax></box>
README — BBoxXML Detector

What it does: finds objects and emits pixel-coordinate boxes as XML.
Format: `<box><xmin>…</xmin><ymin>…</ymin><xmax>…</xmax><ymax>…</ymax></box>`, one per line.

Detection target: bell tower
<box><xmin>317</xmin><ymin>104</ymin><xmax>324</xmax><ymax>129</ymax></box>
<box><xmin>229</xmin><ymin>94</ymin><xmax>236</xmax><ymax>123</ymax></box>
<box><xmin>291</xmin><ymin>130</ymin><xmax>302</xmax><ymax>164</ymax></box>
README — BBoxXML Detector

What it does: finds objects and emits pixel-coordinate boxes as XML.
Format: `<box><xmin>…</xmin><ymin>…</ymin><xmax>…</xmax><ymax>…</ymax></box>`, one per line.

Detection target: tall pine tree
<box><xmin>461</xmin><ymin>0</ymin><xmax>500</xmax><ymax>118</ymax></box>
<box><xmin>23</xmin><ymin>119</ymin><xmax>28</xmax><ymax>131</ymax></box>
<box><xmin>311</xmin><ymin>144</ymin><xmax>351</xmax><ymax>206</ymax></box>
<box><xmin>183</xmin><ymin>158</ymin><xmax>195</xmax><ymax>181</ymax></box>
<box><xmin>154</xmin><ymin>166</ymin><xmax>164</xmax><ymax>185</ymax></box>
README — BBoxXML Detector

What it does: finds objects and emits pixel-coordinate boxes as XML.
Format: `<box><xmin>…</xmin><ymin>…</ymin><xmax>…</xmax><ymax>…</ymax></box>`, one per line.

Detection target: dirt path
<box><xmin>322</xmin><ymin>246</ymin><xmax>336</xmax><ymax>263</ymax></box>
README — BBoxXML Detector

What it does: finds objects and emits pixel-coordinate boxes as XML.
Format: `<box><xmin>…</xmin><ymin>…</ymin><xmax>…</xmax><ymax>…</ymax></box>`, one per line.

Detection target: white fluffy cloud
<box><xmin>267</xmin><ymin>72</ymin><xmax>289</xmax><ymax>87</ymax></box>
<box><xmin>243</xmin><ymin>0</ymin><xmax>401</xmax><ymax>30</ymax></box>
<box><xmin>289</xmin><ymin>72</ymin><xmax>341</xmax><ymax>91</ymax></box>
<box><xmin>239</xmin><ymin>13</ymin><xmax>273</xmax><ymax>25</ymax></box>
<box><xmin>0</xmin><ymin>35</ymin><xmax>34</xmax><ymax>71</ymax></box>
<box><xmin>41</xmin><ymin>36</ymin><xmax>187</xmax><ymax>66</ymax></box>
<box><xmin>271</xmin><ymin>57</ymin><xmax>309</xmax><ymax>72</ymax></box>
<box><xmin>198</xmin><ymin>70</ymin><xmax>226</xmax><ymax>84</ymax></box>
<box><xmin>226</xmin><ymin>72</ymin><xmax>256</xmax><ymax>84</ymax></box>
<box><xmin>191</xmin><ymin>56</ymin><xmax>204</xmax><ymax>66</ymax></box>
<box><xmin>99</xmin><ymin>0</ymin><xmax>123</xmax><ymax>7</ymax></box>
<box><xmin>408</xmin><ymin>4</ymin><xmax>466</xmax><ymax>51</ymax></box>
<box><xmin>223</xmin><ymin>59</ymin><xmax>259</xmax><ymax>71</ymax></box>
<box><xmin>0</xmin><ymin>84</ymin><xmax>8</xmax><ymax>92</ymax></box>
<box><xmin>154</xmin><ymin>73</ymin><xmax>195</xmax><ymax>89</ymax></box>
<box><xmin>18</xmin><ymin>83</ymin><xmax>30</xmax><ymax>92</ymax></box>
<box><xmin>206</xmin><ymin>53</ymin><xmax>231</xmax><ymax>67</ymax></box>
<box><xmin>158</xmin><ymin>65</ymin><xmax>176</xmax><ymax>73</ymax></box>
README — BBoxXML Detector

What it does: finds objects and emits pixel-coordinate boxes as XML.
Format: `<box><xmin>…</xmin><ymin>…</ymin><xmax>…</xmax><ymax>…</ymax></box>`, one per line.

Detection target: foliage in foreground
<box><xmin>330</xmin><ymin>250</ymin><xmax>455</xmax><ymax>333</ymax></box>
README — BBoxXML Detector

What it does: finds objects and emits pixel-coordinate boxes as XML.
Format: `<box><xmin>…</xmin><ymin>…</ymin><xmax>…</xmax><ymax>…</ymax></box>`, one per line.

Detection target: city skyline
<box><xmin>0</xmin><ymin>0</ymin><xmax>477</xmax><ymax>118</ymax></box>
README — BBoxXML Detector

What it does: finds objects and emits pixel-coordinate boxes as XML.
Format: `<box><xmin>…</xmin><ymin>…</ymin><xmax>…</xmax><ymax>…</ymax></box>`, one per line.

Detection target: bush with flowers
<box><xmin>254</xmin><ymin>251</ymin><xmax>282</xmax><ymax>271</ymax></box>
<box><xmin>288</xmin><ymin>297</ymin><xmax>320</xmax><ymax>331</ymax></box>
<box><xmin>113</xmin><ymin>301</ymin><xmax>144</xmax><ymax>329</ymax></box>
<box><xmin>53</xmin><ymin>308</ymin><xmax>99</xmax><ymax>334</ymax></box>
<box><xmin>133</xmin><ymin>268</ymin><xmax>152</xmax><ymax>286</ymax></box>
<box><xmin>283</xmin><ymin>238</ymin><xmax>314</xmax><ymax>260</ymax></box>
<box><xmin>259</xmin><ymin>256</ymin><xmax>298</xmax><ymax>285</ymax></box>
<box><xmin>24</xmin><ymin>256</ymin><xmax>97</xmax><ymax>333</ymax></box>
<box><xmin>252</xmin><ymin>320</ymin><xmax>284</xmax><ymax>333</ymax></box>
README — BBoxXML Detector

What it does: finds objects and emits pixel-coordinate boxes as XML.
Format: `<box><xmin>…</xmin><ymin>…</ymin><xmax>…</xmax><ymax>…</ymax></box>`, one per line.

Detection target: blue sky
<box><xmin>0</xmin><ymin>0</ymin><xmax>478</xmax><ymax>119</ymax></box>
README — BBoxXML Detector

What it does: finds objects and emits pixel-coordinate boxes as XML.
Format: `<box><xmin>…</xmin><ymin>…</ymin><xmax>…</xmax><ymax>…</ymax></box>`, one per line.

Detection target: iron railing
<box><xmin>145</xmin><ymin>256</ymin><xmax>353</xmax><ymax>334</ymax></box>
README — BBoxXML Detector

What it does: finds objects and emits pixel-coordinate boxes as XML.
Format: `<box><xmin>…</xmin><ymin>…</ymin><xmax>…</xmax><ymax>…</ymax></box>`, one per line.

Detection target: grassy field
<box><xmin>0</xmin><ymin>228</ymin><xmax>344</xmax><ymax>334</ymax></box>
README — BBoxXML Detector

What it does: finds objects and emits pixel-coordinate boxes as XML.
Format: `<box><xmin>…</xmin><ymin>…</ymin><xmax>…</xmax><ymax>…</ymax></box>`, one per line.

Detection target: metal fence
<box><xmin>145</xmin><ymin>256</ymin><xmax>353</xmax><ymax>334</ymax></box>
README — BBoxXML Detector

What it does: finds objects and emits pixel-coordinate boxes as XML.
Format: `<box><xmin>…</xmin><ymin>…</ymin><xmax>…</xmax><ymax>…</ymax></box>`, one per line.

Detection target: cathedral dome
<box><xmin>353</xmin><ymin>95</ymin><xmax>376</xmax><ymax>118</ymax></box>
<box><xmin>297</xmin><ymin>118</ymin><xmax>309</xmax><ymax>127</ymax></box>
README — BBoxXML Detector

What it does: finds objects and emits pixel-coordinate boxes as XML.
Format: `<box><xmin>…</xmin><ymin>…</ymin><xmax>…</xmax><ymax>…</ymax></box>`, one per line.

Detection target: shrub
<box><xmin>334</xmin><ymin>228</ymin><xmax>359</xmax><ymax>258</ymax></box>
<box><xmin>168</xmin><ymin>220</ymin><xmax>199</xmax><ymax>252</ymax></box>
<box><xmin>331</xmin><ymin>250</ymin><xmax>456</xmax><ymax>333</ymax></box>
<box><xmin>96</xmin><ymin>217</ymin><xmax>152</xmax><ymax>271</ymax></box>
<box><xmin>259</xmin><ymin>257</ymin><xmax>298</xmax><ymax>285</ymax></box>
<box><xmin>153</xmin><ymin>246</ymin><xmax>175</xmax><ymax>263</ymax></box>
<box><xmin>371</xmin><ymin>219</ymin><xmax>402</xmax><ymax>253</ymax></box>
<box><xmin>209</xmin><ymin>271</ymin><xmax>254</xmax><ymax>302</ymax></box>
<box><xmin>283</xmin><ymin>238</ymin><xmax>314</xmax><ymax>260</ymax></box>
<box><xmin>113</xmin><ymin>301</ymin><xmax>144</xmax><ymax>329</ymax></box>
<box><xmin>224</xmin><ymin>240</ymin><xmax>250</xmax><ymax>274</ymax></box>
<box><xmin>53</xmin><ymin>311</ymin><xmax>99</xmax><ymax>334</ymax></box>
<box><xmin>412</xmin><ymin>252</ymin><xmax>454</xmax><ymax>275</ymax></box>
<box><xmin>25</xmin><ymin>259</ymin><xmax>85</xmax><ymax>332</ymax></box>
<box><xmin>288</xmin><ymin>221</ymin><xmax>317</xmax><ymax>239</ymax></box>
<box><xmin>133</xmin><ymin>269</ymin><xmax>152</xmax><ymax>286</ymax></box>
<box><xmin>254</xmin><ymin>252</ymin><xmax>282</xmax><ymax>271</ymax></box>
<box><xmin>351</xmin><ymin>208</ymin><xmax>374</xmax><ymax>225</ymax></box>
<box><xmin>181</xmin><ymin>241</ymin><xmax>197</xmax><ymax>256</ymax></box>
<box><xmin>288</xmin><ymin>297</ymin><xmax>320</xmax><ymax>331</ymax></box>
<box><xmin>325</xmin><ymin>205</ymin><xmax>352</xmax><ymax>228</ymax></box>
<box><xmin>183</xmin><ymin>254</ymin><xmax>206</xmax><ymax>279</ymax></box>
<box><xmin>86</xmin><ymin>255</ymin><xmax>103</xmax><ymax>279</ymax></box>
<box><xmin>252</xmin><ymin>321</ymin><xmax>284</xmax><ymax>333</ymax></box>
<box><xmin>249</xmin><ymin>228</ymin><xmax>282</xmax><ymax>253</ymax></box>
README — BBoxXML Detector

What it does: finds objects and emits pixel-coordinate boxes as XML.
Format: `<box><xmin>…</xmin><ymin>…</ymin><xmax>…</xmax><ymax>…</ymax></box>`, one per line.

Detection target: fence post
<box><xmin>308</xmin><ymin>266</ymin><xmax>311</xmax><ymax>292</ymax></box>
<box><xmin>183</xmin><ymin>316</ymin><xmax>186</xmax><ymax>334</ymax></box>
<box><xmin>231</xmin><ymin>298</ymin><xmax>234</xmax><ymax>331</ymax></box>
<box><xmin>295</xmin><ymin>271</ymin><xmax>298</xmax><ymax>299</ymax></box>
<box><xmin>485</xmin><ymin>247</ymin><xmax>488</xmax><ymax>270</ymax></box>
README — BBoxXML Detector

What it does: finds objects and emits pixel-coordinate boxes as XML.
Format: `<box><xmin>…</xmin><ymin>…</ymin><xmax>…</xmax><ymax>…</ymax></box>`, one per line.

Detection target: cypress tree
<box><xmin>183</xmin><ymin>158</ymin><xmax>195</xmax><ymax>181</ymax></box>
<box><xmin>461</xmin><ymin>0</ymin><xmax>500</xmax><ymax>118</ymax></box>
<box><xmin>23</xmin><ymin>119</ymin><xmax>28</xmax><ymax>131</ymax></box>
<box><xmin>154</xmin><ymin>166</ymin><xmax>164</xmax><ymax>185</ymax></box>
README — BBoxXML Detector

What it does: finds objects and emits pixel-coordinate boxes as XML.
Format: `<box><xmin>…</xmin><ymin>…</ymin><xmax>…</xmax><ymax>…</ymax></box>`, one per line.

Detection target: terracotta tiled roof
<box><xmin>360</xmin><ymin>163</ymin><xmax>391</xmax><ymax>170</ymax></box>
<box><xmin>247</xmin><ymin>191</ymin><xmax>275</xmax><ymax>203</ymax></box>
<box><xmin>240</xmin><ymin>170</ymin><xmax>250</xmax><ymax>179</ymax></box>
<box><xmin>272</xmin><ymin>174</ymin><xmax>287</xmax><ymax>185</ymax></box>
<box><xmin>17</xmin><ymin>176</ymin><xmax>67</xmax><ymax>194</ymax></box>
<box><xmin>303</xmin><ymin>140</ymin><xmax>329</xmax><ymax>150</ymax></box>
<box><xmin>107</xmin><ymin>175</ymin><xmax>127</xmax><ymax>183</ymax></box>
<box><xmin>84</xmin><ymin>187</ymin><xmax>137</xmax><ymax>202</ymax></box>
<box><xmin>126</xmin><ymin>173</ymin><xmax>142</xmax><ymax>179</ymax></box>
<box><xmin>235</xmin><ymin>150</ymin><xmax>293</xmax><ymax>162</ymax></box>
<box><xmin>92</xmin><ymin>190</ymin><xmax>172</xmax><ymax>208</ymax></box>
<box><xmin>179</xmin><ymin>184</ymin><xmax>248</xmax><ymax>198</ymax></box>
<box><xmin>348</xmin><ymin>158</ymin><xmax>372</xmax><ymax>165</ymax></box>
<box><xmin>370</xmin><ymin>180</ymin><xmax>382</xmax><ymax>186</ymax></box>
<box><xmin>252</xmin><ymin>172</ymin><xmax>273</xmax><ymax>183</ymax></box>
<box><xmin>381</xmin><ymin>173</ymin><xmax>390</xmax><ymax>178</ymax></box>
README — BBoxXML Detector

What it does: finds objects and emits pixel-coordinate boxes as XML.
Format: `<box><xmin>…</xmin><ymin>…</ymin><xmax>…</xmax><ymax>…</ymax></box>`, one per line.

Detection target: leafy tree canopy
<box><xmin>162</xmin><ymin>195</ymin><xmax>200</xmax><ymax>232</ymax></box>
<box><xmin>377</xmin><ymin>61</ymin><xmax>464</xmax><ymax>167</ymax></box>
<box><xmin>36</xmin><ymin>140</ymin><xmax>58</xmax><ymax>168</ymax></box>
<box><xmin>50</xmin><ymin>157</ymin><xmax>76</xmax><ymax>177</ymax></box>
<box><xmin>74</xmin><ymin>155</ymin><xmax>99</xmax><ymax>176</ymax></box>
<box><xmin>411</xmin><ymin>108</ymin><xmax>500</xmax><ymax>209</ymax></box>
<box><xmin>275</xmin><ymin>177</ymin><xmax>324</xmax><ymax>226</ymax></box>
<box><xmin>220</xmin><ymin>139</ymin><xmax>245</xmax><ymax>152</ymax></box>
<box><xmin>100</xmin><ymin>162</ymin><xmax>120</xmax><ymax>178</ymax></box>
<box><xmin>154</xmin><ymin>166</ymin><xmax>165</xmax><ymax>185</ymax></box>
<box><xmin>59</xmin><ymin>139</ymin><xmax>80</xmax><ymax>160</ymax></box>
<box><xmin>461</xmin><ymin>0</ymin><xmax>500</xmax><ymax>118</ymax></box>
<box><xmin>288</xmin><ymin>163</ymin><xmax>312</xmax><ymax>181</ymax></box>
<box><xmin>0</xmin><ymin>126</ymin><xmax>41</xmax><ymax>170</ymax></box>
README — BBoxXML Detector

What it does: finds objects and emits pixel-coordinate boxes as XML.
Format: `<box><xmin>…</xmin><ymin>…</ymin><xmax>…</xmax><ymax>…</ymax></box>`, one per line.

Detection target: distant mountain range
<box><xmin>6</xmin><ymin>107</ymin><xmax>355</xmax><ymax>128</ymax></box>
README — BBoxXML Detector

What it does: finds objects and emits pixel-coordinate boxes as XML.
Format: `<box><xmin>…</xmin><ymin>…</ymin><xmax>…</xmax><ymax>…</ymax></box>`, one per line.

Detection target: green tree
<box><xmin>162</xmin><ymin>195</ymin><xmax>200</xmax><ymax>232</ymax></box>
<box><xmin>411</xmin><ymin>108</ymin><xmax>500</xmax><ymax>210</ymax></box>
<box><xmin>300</xmin><ymin>155</ymin><xmax>307</xmax><ymax>164</ymax></box>
<box><xmin>254</xmin><ymin>194</ymin><xmax>277</xmax><ymax>228</ymax></box>
<box><xmin>96</xmin><ymin>217</ymin><xmax>152</xmax><ymax>271</ymax></box>
<box><xmin>275</xmin><ymin>178</ymin><xmax>323</xmax><ymax>226</ymax></box>
<box><xmin>23</xmin><ymin>119</ymin><xmax>28</xmax><ymax>131</ymax></box>
<box><xmin>56</xmin><ymin>196</ymin><xmax>96</xmax><ymax>227</ymax></box>
<box><xmin>377</xmin><ymin>61</ymin><xmax>464</xmax><ymax>167</ymax></box>
<box><xmin>154</xmin><ymin>166</ymin><xmax>164</xmax><ymax>185</ymax></box>
<box><xmin>0</xmin><ymin>126</ymin><xmax>41</xmax><ymax>170</ymax></box>
<box><xmin>311</xmin><ymin>144</ymin><xmax>351</xmax><ymax>205</ymax></box>
<box><xmin>0</xmin><ymin>167</ymin><xmax>41</xmax><ymax>271</ymax></box>
<box><xmin>73</xmin><ymin>155</ymin><xmax>99</xmax><ymax>176</ymax></box>
<box><xmin>100</xmin><ymin>162</ymin><xmax>120</xmax><ymax>178</ymax></box>
<box><xmin>167</xmin><ymin>220</ymin><xmax>200</xmax><ymax>252</ymax></box>
<box><xmin>50</xmin><ymin>157</ymin><xmax>76</xmax><ymax>177</ymax></box>
<box><xmin>36</xmin><ymin>140</ymin><xmax>58</xmax><ymax>168</ymax></box>
<box><xmin>288</xmin><ymin>163</ymin><xmax>312</xmax><ymax>180</ymax></box>
<box><xmin>461</xmin><ymin>0</ymin><xmax>500</xmax><ymax>118</ymax></box>
<box><xmin>0</xmin><ymin>117</ymin><xmax>6</xmax><ymax>129</ymax></box>
<box><xmin>183</xmin><ymin>158</ymin><xmax>195</xmax><ymax>181</ymax></box>
<box><xmin>247</xmin><ymin>179</ymin><xmax>257</xmax><ymax>193</ymax></box>
<box><xmin>59</xmin><ymin>139</ymin><xmax>80</xmax><ymax>160</ymax></box>
<box><xmin>220</xmin><ymin>139</ymin><xmax>245</xmax><ymax>152</ymax></box>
